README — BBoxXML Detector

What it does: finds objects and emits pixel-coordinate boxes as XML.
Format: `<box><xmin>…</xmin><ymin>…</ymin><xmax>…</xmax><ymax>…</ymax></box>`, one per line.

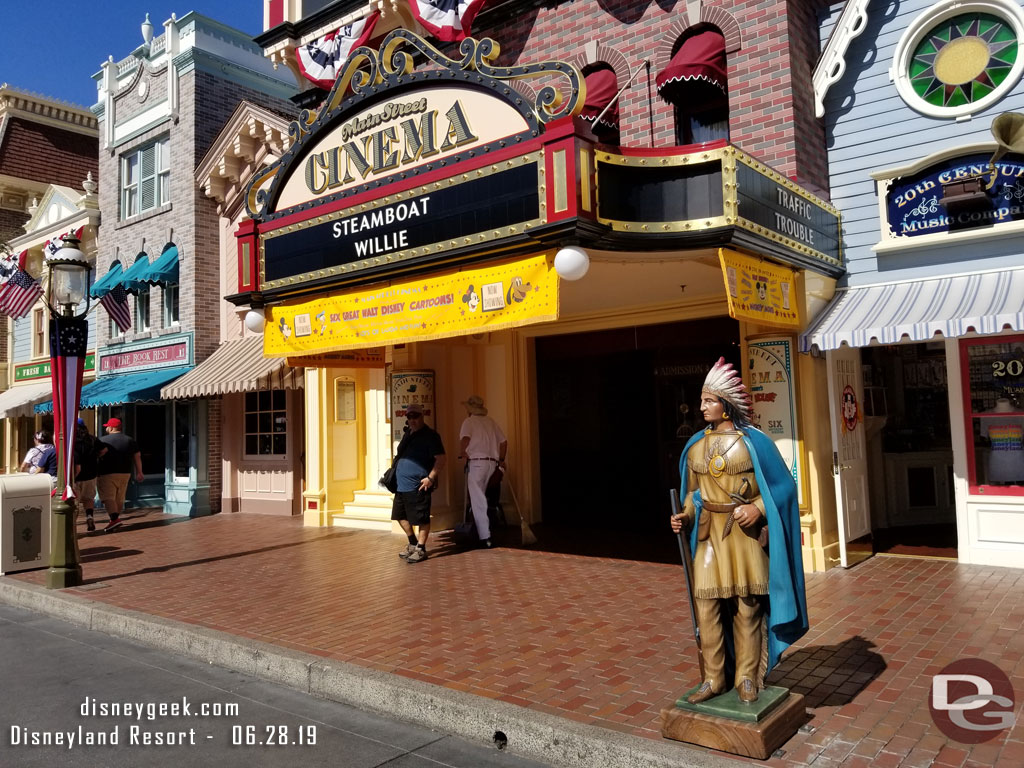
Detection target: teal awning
<box><xmin>90</xmin><ymin>262</ymin><xmax>125</xmax><ymax>299</ymax></box>
<box><xmin>121</xmin><ymin>253</ymin><xmax>152</xmax><ymax>293</ymax></box>
<box><xmin>34</xmin><ymin>365</ymin><xmax>192</xmax><ymax>414</ymax></box>
<box><xmin>139</xmin><ymin>244</ymin><xmax>179</xmax><ymax>287</ymax></box>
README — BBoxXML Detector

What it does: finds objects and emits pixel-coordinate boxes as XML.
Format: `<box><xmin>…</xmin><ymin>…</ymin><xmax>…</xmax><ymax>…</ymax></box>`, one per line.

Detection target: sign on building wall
<box><xmin>261</xmin><ymin>160</ymin><xmax>542</xmax><ymax>290</ymax></box>
<box><xmin>719</xmin><ymin>248</ymin><xmax>800</xmax><ymax>328</ymax></box>
<box><xmin>97</xmin><ymin>335</ymin><xmax>192</xmax><ymax>375</ymax></box>
<box><xmin>735</xmin><ymin>158</ymin><xmax>842</xmax><ymax>266</ymax></box>
<box><xmin>264</xmin><ymin>254</ymin><xmax>558</xmax><ymax>357</ymax></box>
<box><xmin>15</xmin><ymin>355</ymin><xmax>95</xmax><ymax>381</ymax></box>
<box><xmin>748</xmin><ymin>337</ymin><xmax>803</xmax><ymax>505</ymax></box>
<box><xmin>390</xmin><ymin>370</ymin><xmax>435</xmax><ymax>447</ymax></box>
<box><xmin>275</xmin><ymin>87</ymin><xmax>531</xmax><ymax>211</ymax></box>
<box><xmin>884</xmin><ymin>153</ymin><xmax>1024</xmax><ymax>237</ymax></box>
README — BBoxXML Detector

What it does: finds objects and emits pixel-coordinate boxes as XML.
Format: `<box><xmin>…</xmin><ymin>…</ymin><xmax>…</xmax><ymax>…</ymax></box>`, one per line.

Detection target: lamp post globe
<box><xmin>44</xmin><ymin>233</ymin><xmax>92</xmax><ymax>589</ymax></box>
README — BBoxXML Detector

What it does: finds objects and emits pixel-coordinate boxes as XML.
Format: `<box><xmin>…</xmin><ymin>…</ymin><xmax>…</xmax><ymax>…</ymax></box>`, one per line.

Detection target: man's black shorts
<box><xmin>391</xmin><ymin>490</ymin><xmax>432</xmax><ymax>526</ymax></box>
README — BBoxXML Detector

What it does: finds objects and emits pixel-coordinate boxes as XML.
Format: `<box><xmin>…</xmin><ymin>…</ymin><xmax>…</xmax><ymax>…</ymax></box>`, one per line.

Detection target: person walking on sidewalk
<box><xmin>669</xmin><ymin>358</ymin><xmax>807</xmax><ymax>705</ymax></box>
<box><xmin>458</xmin><ymin>395</ymin><xmax>506</xmax><ymax>549</ymax></box>
<box><xmin>393</xmin><ymin>403</ymin><xmax>446</xmax><ymax>563</ymax></box>
<box><xmin>97</xmin><ymin>417</ymin><xmax>143</xmax><ymax>532</ymax></box>
<box><xmin>73</xmin><ymin>419</ymin><xmax>101</xmax><ymax>532</ymax></box>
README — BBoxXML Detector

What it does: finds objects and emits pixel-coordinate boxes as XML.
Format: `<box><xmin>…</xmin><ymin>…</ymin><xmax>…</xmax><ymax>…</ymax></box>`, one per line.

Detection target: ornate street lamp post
<box><xmin>44</xmin><ymin>234</ymin><xmax>91</xmax><ymax>589</ymax></box>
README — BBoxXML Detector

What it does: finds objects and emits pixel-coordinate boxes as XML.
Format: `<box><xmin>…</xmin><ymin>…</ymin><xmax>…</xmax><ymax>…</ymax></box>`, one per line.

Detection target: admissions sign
<box><xmin>265</xmin><ymin>254</ymin><xmax>558</xmax><ymax>356</ymax></box>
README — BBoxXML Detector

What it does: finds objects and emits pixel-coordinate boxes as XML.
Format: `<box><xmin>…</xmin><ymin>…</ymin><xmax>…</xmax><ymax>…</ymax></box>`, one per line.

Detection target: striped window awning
<box><xmin>800</xmin><ymin>268</ymin><xmax>1024</xmax><ymax>353</ymax></box>
<box><xmin>160</xmin><ymin>336</ymin><xmax>302</xmax><ymax>399</ymax></box>
<box><xmin>0</xmin><ymin>381</ymin><xmax>53</xmax><ymax>419</ymax></box>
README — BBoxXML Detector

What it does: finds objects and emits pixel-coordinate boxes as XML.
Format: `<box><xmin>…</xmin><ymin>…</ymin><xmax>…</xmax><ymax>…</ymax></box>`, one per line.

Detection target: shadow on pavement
<box><xmin>767</xmin><ymin>635</ymin><xmax>887</xmax><ymax>709</ymax></box>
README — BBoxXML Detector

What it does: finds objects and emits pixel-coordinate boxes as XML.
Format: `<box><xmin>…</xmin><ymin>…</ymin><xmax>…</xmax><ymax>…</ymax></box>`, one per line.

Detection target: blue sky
<box><xmin>0</xmin><ymin>3</ymin><xmax>264</xmax><ymax>107</ymax></box>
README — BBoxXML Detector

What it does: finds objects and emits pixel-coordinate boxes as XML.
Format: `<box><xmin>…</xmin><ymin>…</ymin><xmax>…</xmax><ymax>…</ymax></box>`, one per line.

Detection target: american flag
<box><xmin>0</xmin><ymin>269</ymin><xmax>44</xmax><ymax>319</ymax></box>
<box><xmin>100</xmin><ymin>283</ymin><xmax>132</xmax><ymax>332</ymax></box>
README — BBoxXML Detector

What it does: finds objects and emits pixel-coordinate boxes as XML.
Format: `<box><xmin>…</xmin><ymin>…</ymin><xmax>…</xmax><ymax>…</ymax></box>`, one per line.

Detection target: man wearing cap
<box><xmin>669</xmin><ymin>358</ymin><xmax>807</xmax><ymax>705</ymax></box>
<box><xmin>393</xmin><ymin>403</ymin><xmax>446</xmax><ymax>563</ymax></box>
<box><xmin>97</xmin><ymin>417</ymin><xmax>144</xmax><ymax>532</ymax></box>
<box><xmin>458</xmin><ymin>395</ymin><xmax>507</xmax><ymax>549</ymax></box>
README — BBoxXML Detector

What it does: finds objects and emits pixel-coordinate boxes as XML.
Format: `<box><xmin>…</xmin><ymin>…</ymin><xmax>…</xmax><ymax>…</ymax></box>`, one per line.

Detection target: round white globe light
<box><xmin>554</xmin><ymin>245</ymin><xmax>590</xmax><ymax>281</ymax></box>
<box><xmin>244</xmin><ymin>308</ymin><xmax>266</xmax><ymax>334</ymax></box>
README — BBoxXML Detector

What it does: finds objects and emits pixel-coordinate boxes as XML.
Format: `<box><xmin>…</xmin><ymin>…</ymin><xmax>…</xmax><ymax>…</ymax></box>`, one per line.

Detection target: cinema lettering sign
<box><xmin>243</xmin><ymin>29</ymin><xmax>585</xmax><ymax>297</ymax></box>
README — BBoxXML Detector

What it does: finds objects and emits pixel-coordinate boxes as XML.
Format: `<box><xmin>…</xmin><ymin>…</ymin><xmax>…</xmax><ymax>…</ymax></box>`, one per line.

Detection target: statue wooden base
<box><xmin>660</xmin><ymin>686</ymin><xmax>805</xmax><ymax>760</ymax></box>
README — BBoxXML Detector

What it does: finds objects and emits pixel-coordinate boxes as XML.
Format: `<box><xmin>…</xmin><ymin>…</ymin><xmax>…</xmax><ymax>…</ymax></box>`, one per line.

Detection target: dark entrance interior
<box><xmin>533</xmin><ymin>317</ymin><xmax>740</xmax><ymax>561</ymax></box>
<box><xmin>849</xmin><ymin>343</ymin><xmax>957</xmax><ymax>559</ymax></box>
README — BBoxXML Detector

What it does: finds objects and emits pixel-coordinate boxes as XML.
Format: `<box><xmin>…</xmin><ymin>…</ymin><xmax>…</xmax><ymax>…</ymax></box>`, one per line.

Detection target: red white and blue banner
<box><xmin>296</xmin><ymin>12</ymin><xmax>380</xmax><ymax>90</ymax></box>
<box><xmin>409</xmin><ymin>0</ymin><xmax>486</xmax><ymax>42</ymax></box>
<box><xmin>100</xmin><ymin>283</ymin><xmax>132</xmax><ymax>333</ymax></box>
<box><xmin>49</xmin><ymin>316</ymin><xmax>88</xmax><ymax>500</ymax></box>
<box><xmin>42</xmin><ymin>226</ymin><xmax>85</xmax><ymax>259</ymax></box>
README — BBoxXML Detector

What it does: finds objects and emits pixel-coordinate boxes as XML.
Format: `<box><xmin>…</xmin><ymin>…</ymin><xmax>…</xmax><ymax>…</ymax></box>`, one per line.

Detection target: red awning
<box><xmin>580</xmin><ymin>68</ymin><xmax>619</xmax><ymax>131</ymax></box>
<box><xmin>656</xmin><ymin>29</ymin><xmax>727</xmax><ymax>102</ymax></box>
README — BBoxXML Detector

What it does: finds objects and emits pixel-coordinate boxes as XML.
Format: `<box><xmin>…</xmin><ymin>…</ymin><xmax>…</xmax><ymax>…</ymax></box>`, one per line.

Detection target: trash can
<box><xmin>0</xmin><ymin>474</ymin><xmax>52</xmax><ymax>575</ymax></box>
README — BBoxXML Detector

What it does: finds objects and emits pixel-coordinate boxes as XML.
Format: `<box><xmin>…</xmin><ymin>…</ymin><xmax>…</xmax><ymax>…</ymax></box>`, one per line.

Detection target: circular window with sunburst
<box><xmin>894</xmin><ymin>0</ymin><xmax>1024</xmax><ymax>118</ymax></box>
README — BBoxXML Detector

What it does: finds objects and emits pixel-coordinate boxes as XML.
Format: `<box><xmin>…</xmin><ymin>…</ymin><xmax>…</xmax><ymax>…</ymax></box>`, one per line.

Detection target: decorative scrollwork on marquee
<box><xmin>245</xmin><ymin>29</ymin><xmax>584</xmax><ymax>220</ymax></box>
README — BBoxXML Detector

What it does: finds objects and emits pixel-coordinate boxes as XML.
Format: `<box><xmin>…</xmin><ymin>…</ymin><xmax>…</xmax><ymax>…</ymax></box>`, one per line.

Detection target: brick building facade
<box><xmin>247</xmin><ymin>0</ymin><xmax>845</xmax><ymax>571</ymax></box>
<box><xmin>89</xmin><ymin>12</ymin><xmax>294</xmax><ymax>515</ymax></box>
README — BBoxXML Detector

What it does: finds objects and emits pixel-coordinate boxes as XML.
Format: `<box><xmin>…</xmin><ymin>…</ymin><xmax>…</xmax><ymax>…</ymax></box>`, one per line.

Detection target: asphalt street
<box><xmin>0</xmin><ymin>602</ymin><xmax>552</xmax><ymax>768</ymax></box>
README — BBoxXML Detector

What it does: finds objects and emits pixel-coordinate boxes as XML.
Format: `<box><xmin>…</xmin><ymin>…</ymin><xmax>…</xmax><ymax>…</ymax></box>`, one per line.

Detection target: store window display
<box><xmin>980</xmin><ymin>398</ymin><xmax>1024</xmax><ymax>485</ymax></box>
<box><xmin>963</xmin><ymin>335</ymin><xmax>1024</xmax><ymax>492</ymax></box>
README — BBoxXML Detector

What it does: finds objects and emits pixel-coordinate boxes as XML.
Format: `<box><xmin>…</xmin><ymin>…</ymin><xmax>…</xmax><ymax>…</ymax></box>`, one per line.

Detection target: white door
<box><xmin>826</xmin><ymin>346</ymin><xmax>872</xmax><ymax>567</ymax></box>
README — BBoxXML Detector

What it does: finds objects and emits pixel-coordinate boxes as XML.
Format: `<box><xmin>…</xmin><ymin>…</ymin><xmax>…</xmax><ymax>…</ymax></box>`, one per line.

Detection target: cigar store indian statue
<box><xmin>670</xmin><ymin>358</ymin><xmax>808</xmax><ymax>704</ymax></box>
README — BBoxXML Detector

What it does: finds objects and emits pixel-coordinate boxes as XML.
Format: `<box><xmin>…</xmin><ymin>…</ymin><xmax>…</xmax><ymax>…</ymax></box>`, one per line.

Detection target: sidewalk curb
<box><xmin>0</xmin><ymin>578</ymin><xmax>741</xmax><ymax>768</ymax></box>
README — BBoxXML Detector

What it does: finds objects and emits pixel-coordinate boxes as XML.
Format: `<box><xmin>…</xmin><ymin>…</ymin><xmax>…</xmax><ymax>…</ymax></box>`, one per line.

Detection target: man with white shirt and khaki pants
<box><xmin>458</xmin><ymin>395</ymin><xmax>507</xmax><ymax>549</ymax></box>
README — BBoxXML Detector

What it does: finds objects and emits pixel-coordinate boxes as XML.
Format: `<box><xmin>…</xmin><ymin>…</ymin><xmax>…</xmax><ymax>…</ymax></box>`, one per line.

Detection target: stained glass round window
<box><xmin>909</xmin><ymin>13</ymin><xmax>1018</xmax><ymax>108</ymax></box>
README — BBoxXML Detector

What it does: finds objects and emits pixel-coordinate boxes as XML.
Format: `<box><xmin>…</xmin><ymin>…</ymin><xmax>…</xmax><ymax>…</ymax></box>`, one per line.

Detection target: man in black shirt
<box><xmin>97</xmin><ymin>417</ymin><xmax>143</xmax><ymax>532</ymax></box>
<box><xmin>392</xmin><ymin>402</ymin><xmax>446</xmax><ymax>563</ymax></box>
<box><xmin>73</xmin><ymin>419</ymin><xmax>101</xmax><ymax>532</ymax></box>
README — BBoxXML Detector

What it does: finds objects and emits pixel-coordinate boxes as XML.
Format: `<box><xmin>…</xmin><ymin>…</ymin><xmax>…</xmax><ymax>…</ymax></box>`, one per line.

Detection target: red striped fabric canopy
<box><xmin>656</xmin><ymin>29</ymin><xmax>727</xmax><ymax>102</ymax></box>
<box><xmin>580</xmin><ymin>68</ymin><xmax>619</xmax><ymax>131</ymax></box>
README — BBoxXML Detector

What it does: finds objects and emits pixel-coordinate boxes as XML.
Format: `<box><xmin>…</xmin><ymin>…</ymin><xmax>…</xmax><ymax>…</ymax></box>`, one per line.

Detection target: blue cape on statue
<box><xmin>678</xmin><ymin>426</ymin><xmax>808</xmax><ymax>675</ymax></box>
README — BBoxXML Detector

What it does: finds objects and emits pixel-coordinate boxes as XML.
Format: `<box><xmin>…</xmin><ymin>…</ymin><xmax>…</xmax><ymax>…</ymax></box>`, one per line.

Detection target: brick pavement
<box><xmin>8</xmin><ymin>510</ymin><xmax>1024</xmax><ymax>767</ymax></box>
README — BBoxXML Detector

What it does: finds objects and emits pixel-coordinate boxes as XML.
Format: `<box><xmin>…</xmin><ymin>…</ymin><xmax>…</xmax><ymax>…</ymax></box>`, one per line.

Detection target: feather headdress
<box><xmin>702</xmin><ymin>357</ymin><xmax>752</xmax><ymax>422</ymax></box>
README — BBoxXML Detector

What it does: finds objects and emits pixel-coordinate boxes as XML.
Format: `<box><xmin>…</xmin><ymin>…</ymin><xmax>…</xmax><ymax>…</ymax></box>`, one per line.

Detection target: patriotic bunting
<box><xmin>409</xmin><ymin>0</ymin><xmax>487</xmax><ymax>42</ymax></box>
<box><xmin>43</xmin><ymin>226</ymin><xmax>85</xmax><ymax>259</ymax></box>
<box><xmin>296</xmin><ymin>12</ymin><xmax>380</xmax><ymax>90</ymax></box>
<box><xmin>100</xmin><ymin>283</ymin><xmax>132</xmax><ymax>333</ymax></box>
<box><xmin>49</xmin><ymin>316</ymin><xmax>88</xmax><ymax>500</ymax></box>
<box><xmin>0</xmin><ymin>269</ymin><xmax>44</xmax><ymax>319</ymax></box>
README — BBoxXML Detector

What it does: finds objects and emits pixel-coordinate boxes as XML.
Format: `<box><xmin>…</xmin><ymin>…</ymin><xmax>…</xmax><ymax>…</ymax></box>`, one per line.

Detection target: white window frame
<box><xmin>120</xmin><ymin>137</ymin><xmax>170</xmax><ymax>219</ymax></box>
<box><xmin>892</xmin><ymin>0</ymin><xmax>1024</xmax><ymax>119</ymax></box>
<box><xmin>134</xmin><ymin>291</ymin><xmax>150</xmax><ymax>332</ymax></box>
<box><xmin>163</xmin><ymin>283</ymin><xmax>180</xmax><ymax>327</ymax></box>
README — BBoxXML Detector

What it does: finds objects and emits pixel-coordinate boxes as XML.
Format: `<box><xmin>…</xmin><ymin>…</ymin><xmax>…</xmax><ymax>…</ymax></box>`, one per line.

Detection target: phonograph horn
<box><xmin>988</xmin><ymin>112</ymin><xmax>1024</xmax><ymax>187</ymax></box>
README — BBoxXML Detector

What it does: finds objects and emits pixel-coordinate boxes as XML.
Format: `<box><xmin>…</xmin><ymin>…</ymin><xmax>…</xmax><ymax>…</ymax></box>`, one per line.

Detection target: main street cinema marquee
<box><xmin>238</xmin><ymin>30</ymin><xmax>842</xmax><ymax>356</ymax></box>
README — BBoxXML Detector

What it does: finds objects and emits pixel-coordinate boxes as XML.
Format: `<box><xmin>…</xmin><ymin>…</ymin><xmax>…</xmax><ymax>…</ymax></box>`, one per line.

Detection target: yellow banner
<box><xmin>719</xmin><ymin>248</ymin><xmax>800</xmax><ymax>328</ymax></box>
<box><xmin>265</xmin><ymin>254</ymin><xmax>558</xmax><ymax>356</ymax></box>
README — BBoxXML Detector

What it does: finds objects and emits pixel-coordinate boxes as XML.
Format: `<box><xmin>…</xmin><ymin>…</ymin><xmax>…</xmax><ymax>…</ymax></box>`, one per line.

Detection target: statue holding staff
<box><xmin>670</xmin><ymin>357</ymin><xmax>808</xmax><ymax>704</ymax></box>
